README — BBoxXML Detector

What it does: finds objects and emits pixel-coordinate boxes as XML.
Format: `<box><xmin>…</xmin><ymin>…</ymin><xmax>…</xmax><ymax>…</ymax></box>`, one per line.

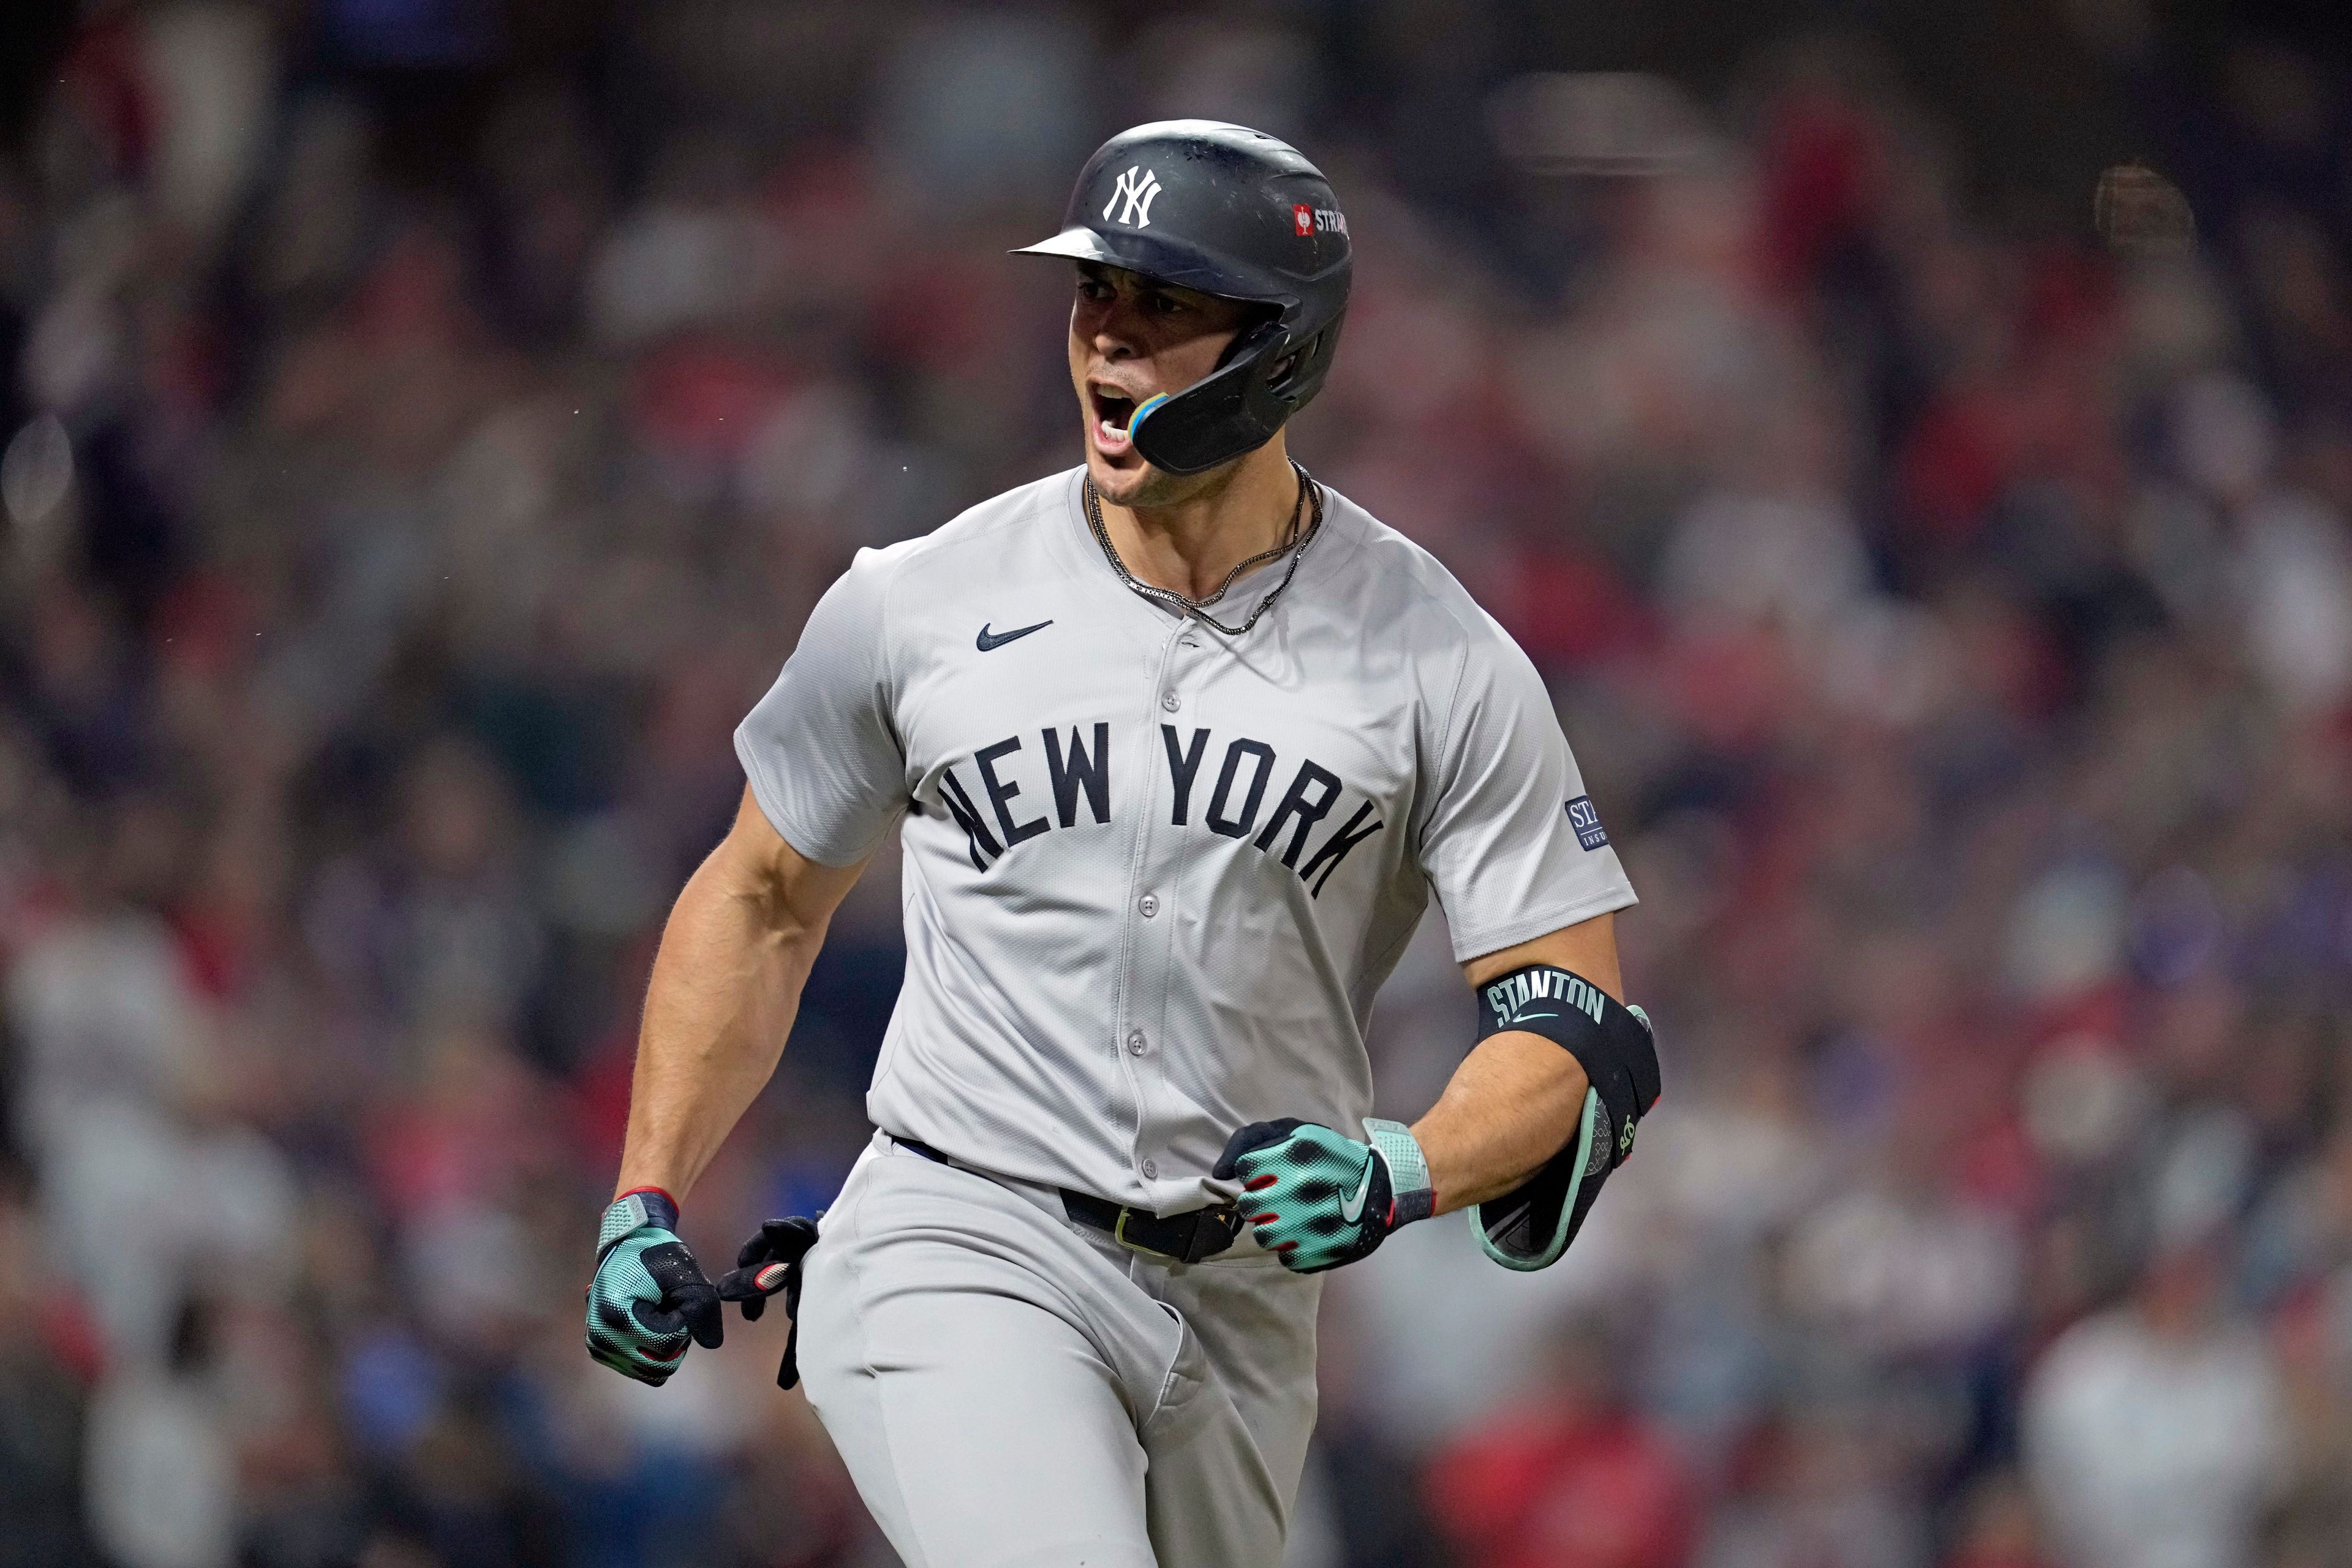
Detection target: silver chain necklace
<box><xmin>1082</xmin><ymin>460</ymin><xmax>1324</xmax><ymax>638</ymax></box>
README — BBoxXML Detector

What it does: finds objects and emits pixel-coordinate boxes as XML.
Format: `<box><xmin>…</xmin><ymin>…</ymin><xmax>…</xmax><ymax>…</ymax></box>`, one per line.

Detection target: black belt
<box><xmin>891</xmin><ymin>1136</ymin><xmax>1240</xmax><ymax>1264</ymax></box>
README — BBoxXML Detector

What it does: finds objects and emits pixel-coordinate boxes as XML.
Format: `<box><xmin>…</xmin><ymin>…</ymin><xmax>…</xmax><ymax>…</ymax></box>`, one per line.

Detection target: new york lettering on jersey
<box><xmin>930</xmin><ymin>721</ymin><xmax>1385</xmax><ymax>895</ymax></box>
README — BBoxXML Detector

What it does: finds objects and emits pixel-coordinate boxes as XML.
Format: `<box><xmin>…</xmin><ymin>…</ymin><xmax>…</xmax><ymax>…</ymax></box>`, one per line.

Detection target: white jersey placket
<box><xmin>1110</xmin><ymin>614</ymin><xmax>1200</xmax><ymax>1200</ymax></box>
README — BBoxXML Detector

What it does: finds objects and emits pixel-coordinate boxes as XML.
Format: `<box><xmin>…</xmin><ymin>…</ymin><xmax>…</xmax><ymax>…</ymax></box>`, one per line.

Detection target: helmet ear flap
<box><xmin>1258</xmin><ymin>308</ymin><xmax>1344</xmax><ymax>419</ymax></box>
<box><xmin>1208</xmin><ymin>302</ymin><xmax>1287</xmax><ymax>373</ymax></box>
<box><xmin>1264</xmin><ymin>330</ymin><xmax>1322</xmax><ymax>399</ymax></box>
<box><xmin>1130</xmin><ymin>318</ymin><xmax>1292</xmax><ymax>475</ymax></box>
<box><xmin>1129</xmin><ymin>309</ymin><xmax>1348</xmax><ymax>475</ymax></box>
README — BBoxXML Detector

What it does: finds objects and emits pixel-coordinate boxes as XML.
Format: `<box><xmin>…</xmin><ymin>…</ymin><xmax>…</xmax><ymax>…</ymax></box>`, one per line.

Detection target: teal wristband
<box><xmin>1363</xmin><ymin>1118</ymin><xmax>1434</xmax><ymax>1226</ymax></box>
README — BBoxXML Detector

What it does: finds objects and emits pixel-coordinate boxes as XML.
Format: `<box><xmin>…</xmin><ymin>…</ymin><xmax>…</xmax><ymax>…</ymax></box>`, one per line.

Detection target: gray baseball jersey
<box><xmin>735</xmin><ymin>466</ymin><xmax>1635</xmax><ymax>1211</ymax></box>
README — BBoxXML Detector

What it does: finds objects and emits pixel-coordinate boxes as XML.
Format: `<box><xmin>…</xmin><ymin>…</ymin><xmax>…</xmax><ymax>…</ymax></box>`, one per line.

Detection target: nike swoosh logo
<box><xmin>1338</xmin><ymin>1159</ymin><xmax>1374</xmax><ymax>1224</ymax></box>
<box><xmin>976</xmin><ymin>620</ymin><xmax>1052</xmax><ymax>652</ymax></box>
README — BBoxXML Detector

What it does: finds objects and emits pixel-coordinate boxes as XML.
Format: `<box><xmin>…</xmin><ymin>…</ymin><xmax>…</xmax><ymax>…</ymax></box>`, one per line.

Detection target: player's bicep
<box><xmin>734</xmin><ymin>552</ymin><xmax>910</xmax><ymax>866</ymax></box>
<box><xmin>1462</xmin><ymin>911</ymin><xmax>1620</xmax><ymax>1000</ymax></box>
<box><xmin>714</xmin><ymin>784</ymin><xmax>867</xmax><ymax>943</ymax></box>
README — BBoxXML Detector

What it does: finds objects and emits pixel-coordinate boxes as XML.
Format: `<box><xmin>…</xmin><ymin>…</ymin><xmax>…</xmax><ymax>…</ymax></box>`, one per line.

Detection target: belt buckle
<box><xmin>1191</xmin><ymin>1202</ymin><xmax>1239</xmax><ymax>1263</ymax></box>
<box><xmin>1112</xmin><ymin>1205</ymin><xmax>1172</xmax><ymax>1259</ymax></box>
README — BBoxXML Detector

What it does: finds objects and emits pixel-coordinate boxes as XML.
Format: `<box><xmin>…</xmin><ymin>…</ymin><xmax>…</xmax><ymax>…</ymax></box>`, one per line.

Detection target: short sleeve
<box><xmin>1419</xmin><ymin>616</ymin><xmax>1637</xmax><ymax>961</ymax></box>
<box><xmin>733</xmin><ymin>551</ymin><xmax>908</xmax><ymax>866</ymax></box>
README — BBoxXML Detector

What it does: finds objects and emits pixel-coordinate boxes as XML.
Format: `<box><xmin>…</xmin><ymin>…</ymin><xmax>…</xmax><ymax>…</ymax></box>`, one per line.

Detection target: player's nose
<box><xmin>1087</xmin><ymin>300</ymin><xmax>1147</xmax><ymax>360</ymax></box>
<box><xmin>1091</xmin><ymin>320</ymin><xmax>1138</xmax><ymax>361</ymax></box>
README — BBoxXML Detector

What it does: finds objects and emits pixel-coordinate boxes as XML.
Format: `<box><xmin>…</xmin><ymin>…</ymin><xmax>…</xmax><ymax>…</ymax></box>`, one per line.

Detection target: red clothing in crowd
<box><xmin>1430</xmin><ymin>1406</ymin><xmax>1695</xmax><ymax>1568</ymax></box>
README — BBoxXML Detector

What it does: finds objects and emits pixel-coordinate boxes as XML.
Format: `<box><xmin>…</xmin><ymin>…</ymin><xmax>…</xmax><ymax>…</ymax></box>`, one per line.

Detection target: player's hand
<box><xmin>586</xmin><ymin>1188</ymin><xmax>723</xmax><ymax>1385</ymax></box>
<box><xmin>1214</xmin><ymin>1117</ymin><xmax>1432</xmax><ymax>1274</ymax></box>
<box><xmin>715</xmin><ymin>1215</ymin><xmax>821</xmax><ymax>1389</ymax></box>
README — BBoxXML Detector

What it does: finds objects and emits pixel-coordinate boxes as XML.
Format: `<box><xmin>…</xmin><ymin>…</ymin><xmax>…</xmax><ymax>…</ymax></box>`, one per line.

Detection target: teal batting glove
<box><xmin>586</xmin><ymin>1188</ymin><xmax>722</xmax><ymax>1385</ymax></box>
<box><xmin>1213</xmin><ymin>1117</ymin><xmax>1434</xmax><ymax>1273</ymax></box>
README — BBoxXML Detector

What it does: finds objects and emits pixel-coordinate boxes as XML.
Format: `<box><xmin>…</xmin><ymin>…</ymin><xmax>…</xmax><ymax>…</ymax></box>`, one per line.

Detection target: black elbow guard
<box><xmin>1469</xmin><ymin>965</ymin><xmax>1661</xmax><ymax>1270</ymax></box>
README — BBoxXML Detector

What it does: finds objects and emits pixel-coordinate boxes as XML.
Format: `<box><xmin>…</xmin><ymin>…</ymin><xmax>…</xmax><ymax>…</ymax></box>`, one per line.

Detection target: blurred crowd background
<box><xmin>6</xmin><ymin>2</ymin><xmax>2352</xmax><ymax>1566</ymax></box>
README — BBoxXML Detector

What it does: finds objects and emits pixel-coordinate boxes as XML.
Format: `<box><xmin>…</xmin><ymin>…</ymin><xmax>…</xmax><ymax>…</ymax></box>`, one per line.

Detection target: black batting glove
<box><xmin>715</xmin><ymin>1215</ymin><xmax>821</xmax><ymax>1388</ymax></box>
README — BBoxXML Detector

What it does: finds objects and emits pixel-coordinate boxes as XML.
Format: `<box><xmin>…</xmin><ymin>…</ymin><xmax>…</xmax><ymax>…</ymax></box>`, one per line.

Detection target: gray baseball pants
<box><xmin>796</xmin><ymin>1133</ymin><xmax>1324</xmax><ymax>1568</ymax></box>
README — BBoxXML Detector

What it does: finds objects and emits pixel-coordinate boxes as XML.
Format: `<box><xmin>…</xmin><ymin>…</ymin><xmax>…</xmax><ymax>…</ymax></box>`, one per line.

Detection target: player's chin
<box><xmin>1084</xmin><ymin>439</ymin><xmax>1159</xmax><ymax>503</ymax></box>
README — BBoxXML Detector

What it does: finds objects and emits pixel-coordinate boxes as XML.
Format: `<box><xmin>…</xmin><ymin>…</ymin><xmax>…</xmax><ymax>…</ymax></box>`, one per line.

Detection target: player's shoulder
<box><xmin>1313</xmin><ymin>486</ymin><xmax>1517</xmax><ymax>658</ymax></box>
<box><xmin>838</xmin><ymin>469</ymin><xmax>1072</xmax><ymax>592</ymax></box>
<box><xmin>812</xmin><ymin>471</ymin><xmax>1073</xmax><ymax>649</ymax></box>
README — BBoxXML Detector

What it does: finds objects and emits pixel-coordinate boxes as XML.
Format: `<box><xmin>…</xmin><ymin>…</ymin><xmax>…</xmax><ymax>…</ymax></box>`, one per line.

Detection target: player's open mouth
<box><xmin>1090</xmin><ymin>385</ymin><xmax>1140</xmax><ymax>456</ymax></box>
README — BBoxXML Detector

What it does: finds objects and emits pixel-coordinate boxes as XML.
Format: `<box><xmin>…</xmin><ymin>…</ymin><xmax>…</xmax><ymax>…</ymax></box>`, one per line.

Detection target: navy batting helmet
<box><xmin>1015</xmin><ymin>120</ymin><xmax>1352</xmax><ymax>476</ymax></box>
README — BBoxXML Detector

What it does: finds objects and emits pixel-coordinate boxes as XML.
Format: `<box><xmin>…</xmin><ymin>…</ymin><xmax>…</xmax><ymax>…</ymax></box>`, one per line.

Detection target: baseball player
<box><xmin>586</xmin><ymin>121</ymin><xmax>1660</xmax><ymax>1567</ymax></box>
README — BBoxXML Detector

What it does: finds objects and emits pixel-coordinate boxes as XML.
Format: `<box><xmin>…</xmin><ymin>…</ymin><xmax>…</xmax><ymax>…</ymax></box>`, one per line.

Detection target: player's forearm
<box><xmin>616</xmin><ymin>850</ymin><xmax>831</xmax><ymax>1201</ymax></box>
<box><xmin>1415</xmin><ymin>913</ymin><xmax>1624</xmax><ymax>1215</ymax></box>
<box><xmin>1409</xmin><ymin>1031</ymin><xmax>1593</xmax><ymax>1215</ymax></box>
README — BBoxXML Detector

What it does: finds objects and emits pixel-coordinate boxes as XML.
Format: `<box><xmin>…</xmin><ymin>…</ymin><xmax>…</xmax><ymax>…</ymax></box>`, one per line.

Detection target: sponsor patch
<box><xmin>1294</xmin><ymin>203</ymin><xmax>1314</xmax><ymax>236</ymax></box>
<box><xmin>1565</xmin><ymin>795</ymin><xmax>1609</xmax><ymax>851</ymax></box>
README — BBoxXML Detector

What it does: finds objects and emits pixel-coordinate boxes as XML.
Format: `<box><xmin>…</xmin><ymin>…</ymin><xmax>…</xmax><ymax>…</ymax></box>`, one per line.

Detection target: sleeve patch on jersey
<box><xmin>1564</xmin><ymin>796</ymin><xmax>1609</xmax><ymax>851</ymax></box>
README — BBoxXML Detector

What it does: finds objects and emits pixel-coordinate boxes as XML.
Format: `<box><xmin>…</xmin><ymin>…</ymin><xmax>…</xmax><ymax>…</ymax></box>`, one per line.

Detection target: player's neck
<box><xmin>1096</xmin><ymin>440</ymin><xmax>1302</xmax><ymax>603</ymax></box>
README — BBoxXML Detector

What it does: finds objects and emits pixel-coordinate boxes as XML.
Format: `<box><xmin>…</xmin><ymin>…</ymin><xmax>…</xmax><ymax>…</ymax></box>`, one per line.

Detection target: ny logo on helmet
<box><xmin>1103</xmin><ymin>166</ymin><xmax>1163</xmax><ymax>228</ymax></box>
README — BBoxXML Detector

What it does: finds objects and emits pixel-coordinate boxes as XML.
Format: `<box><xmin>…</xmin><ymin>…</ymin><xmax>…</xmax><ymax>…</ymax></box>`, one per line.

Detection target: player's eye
<box><xmin>1146</xmin><ymin>292</ymin><xmax>1185</xmax><ymax>315</ymax></box>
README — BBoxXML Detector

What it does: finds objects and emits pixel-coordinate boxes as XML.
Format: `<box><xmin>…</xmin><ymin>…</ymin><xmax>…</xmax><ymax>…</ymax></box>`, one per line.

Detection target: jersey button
<box><xmin>1159</xmin><ymin>690</ymin><xmax>1181</xmax><ymax>712</ymax></box>
<box><xmin>1142</xmin><ymin>1160</ymin><xmax>1158</xmax><ymax>1178</ymax></box>
<box><xmin>1137</xmin><ymin>893</ymin><xmax>1159</xmax><ymax>918</ymax></box>
<box><xmin>1126</xmin><ymin>1028</ymin><xmax>1148</xmax><ymax>1056</ymax></box>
